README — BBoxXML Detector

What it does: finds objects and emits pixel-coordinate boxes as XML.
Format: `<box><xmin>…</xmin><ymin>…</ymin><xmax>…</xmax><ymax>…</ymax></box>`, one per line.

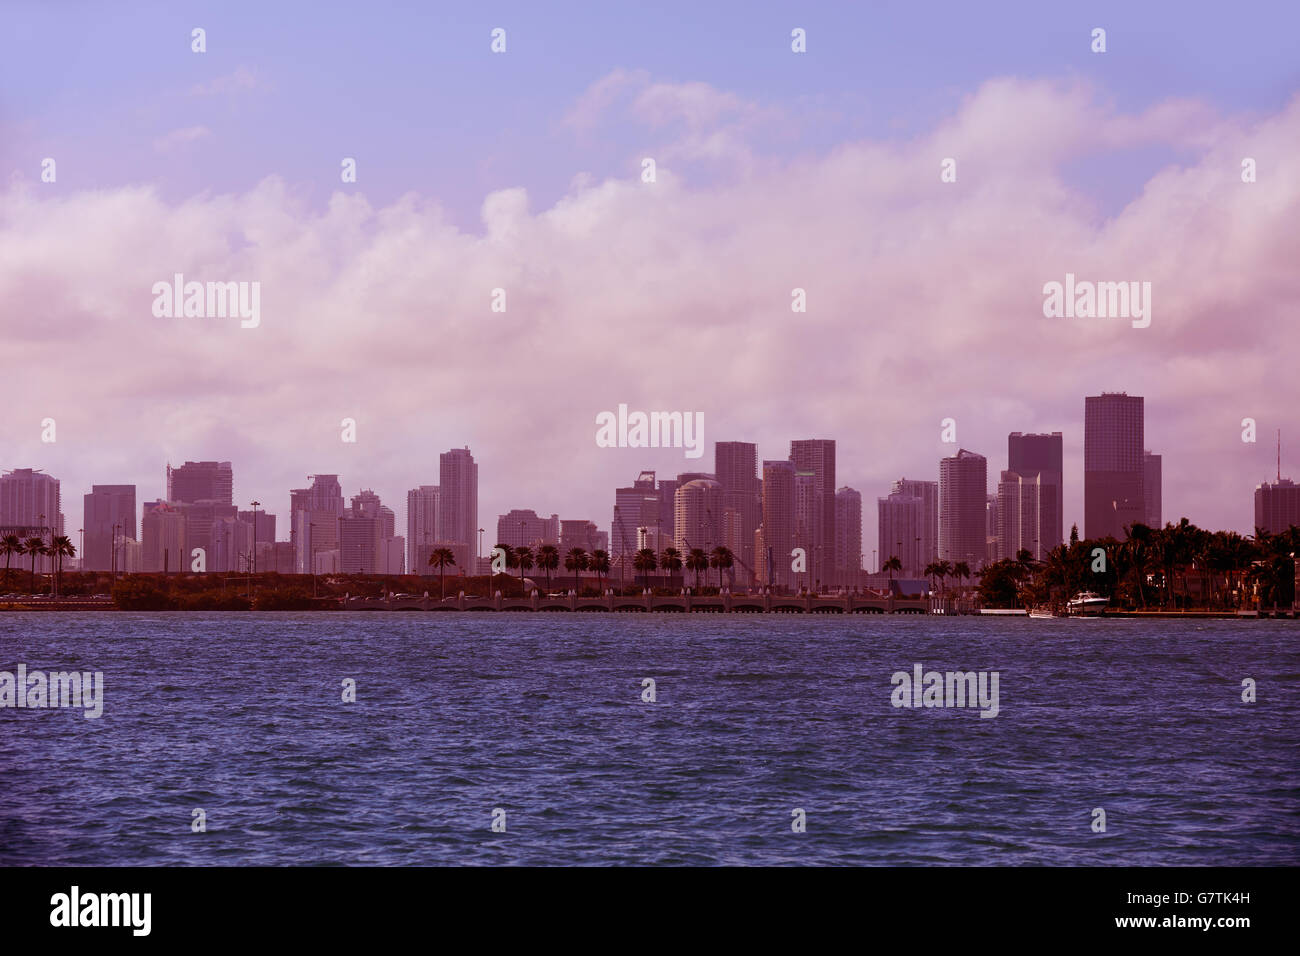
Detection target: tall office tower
<box><xmin>406</xmin><ymin>485</ymin><xmax>439</xmax><ymax>576</ymax></box>
<box><xmin>891</xmin><ymin>478</ymin><xmax>938</xmax><ymax>568</ymax></box>
<box><xmin>290</xmin><ymin>474</ymin><xmax>345</xmax><ymax>574</ymax></box>
<box><xmin>1008</xmin><ymin>432</ymin><xmax>1063</xmax><ymax>551</ymax></box>
<box><xmin>790</xmin><ymin>439</ymin><xmax>837</xmax><ymax>582</ymax></box>
<box><xmin>0</xmin><ymin>468</ymin><xmax>64</xmax><ymax>573</ymax></box>
<box><xmin>340</xmin><ymin>513</ymin><xmax>382</xmax><ymax>574</ymax></box>
<box><xmin>834</xmin><ymin>487</ymin><xmax>862</xmax><ymax>588</ymax></box>
<box><xmin>612</xmin><ymin>471</ymin><xmax>661</xmax><ymax>572</ymax></box>
<box><xmin>559</xmin><ymin>520</ymin><xmax>604</xmax><ymax>554</ymax></box>
<box><xmin>141</xmin><ymin>500</ymin><xmax>186</xmax><ymax>572</ymax></box>
<box><xmin>657</xmin><ymin>478</ymin><xmax>679</xmax><ymax>540</ymax></box>
<box><xmin>673</xmin><ymin>479</ymin><xmax>724</xmax><ymax>556</ymax></box>
<box><xmin>1143</xmin><ymin>451</ymin><xmax>1162</xmax><ymax>529</ymax></box>
<box><xmin>166</xmin><ymin>461</ymin><xmax>233</xmax><ymax>505</ymax></box>
<box><xmin>350</xmin><ymin>490</ymin><xmax>395</xmax><ymax>538</ymax></box>
<box><xmin>237</xmin><ymin>510</ymin><xmax>275</xmax><ymax>568</ymax></box>
<box><xmin>715</xmin><ymin>443</ymin><xmax>762</xmax><ymax>584</ymax></box>
<box><xmin>438</xmin><ymin>448</ymin><xmax>478</xmax><ymax>574</ymax></box>
<box><xmin>760</xmin><ymin>460</ymin><xmax>796</xmax><ymax>589</ymax></box>
<box><xmin>498</xmin><ymin>509</ymin><xmax>559</xmax><ymax>549</ymax></box>
<box><xmin>83</xmin><ymin>484</ymin><xmax>136</xmax><ymax>571</ymax></box>
<box><xmin>878</xmin><ymin>490</ymin><xmax>922</xmax><ymax>578</ymax></box>
<box><xmin>793</xmin><ymin>471</ymin><xmax>819</xmax><ymax>583</ymax></box>
<box><xmin>996</xmin><ymin>470</ymin><xmax>1046</xmax><ymax>561</ymax></box>
<box><xmin>1255</xmin><ymin>478</ymin><xmax>1300</xmax><ymax>534</ymax></box>
<box><xmin>939</xmin><ymin>449</ymin><xmax>988</xmax><ymax>569</ymax></box>
<box><xmin>1084</xmin><ymin>393</ymin><xmax>1145</xmax><ymax>540</ymax></box>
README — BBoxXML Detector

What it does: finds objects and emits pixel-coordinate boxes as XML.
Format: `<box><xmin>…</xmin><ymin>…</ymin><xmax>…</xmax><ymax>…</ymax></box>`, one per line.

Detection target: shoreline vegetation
<box><xmin>0</xmin><ymin>521</ymin><xmax>1295</xmax><ymax>615</ymax></box>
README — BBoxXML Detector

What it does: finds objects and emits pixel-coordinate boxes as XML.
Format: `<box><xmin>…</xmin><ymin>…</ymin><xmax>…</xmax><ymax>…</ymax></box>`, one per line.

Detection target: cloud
<box><xmin>2</xmin><ymin>77</ymin><xmax>1296</xmax><ymax>543</ymax></box>
<box><xmin>188</xmin><ymin>66</ymin><xmax>260</xmax><ymax>97</ymax></box>
<box><xmin>152</xmin><ymin>125</ymin><xmax>212</xmax><ymax>152</ymax></box>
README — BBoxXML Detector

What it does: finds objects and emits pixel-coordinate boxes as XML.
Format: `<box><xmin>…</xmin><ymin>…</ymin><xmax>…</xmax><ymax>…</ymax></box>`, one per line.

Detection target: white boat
<box><xmin>1028</xmin><ymin>607</ymin><xmax>1059</xmax><ymax>619</ymax></box>
<box><xmin>1066</xmin><ymin>591</ymin><xmax>1109</xmax><ymax>615</ymax></box>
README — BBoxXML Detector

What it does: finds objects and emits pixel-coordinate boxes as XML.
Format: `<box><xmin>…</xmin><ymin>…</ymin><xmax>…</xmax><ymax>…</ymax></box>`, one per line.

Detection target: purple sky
<box><xmin>2</xmin><ymin>2</ymin><xmax>1297</xmax><ymax>551</ymax></box>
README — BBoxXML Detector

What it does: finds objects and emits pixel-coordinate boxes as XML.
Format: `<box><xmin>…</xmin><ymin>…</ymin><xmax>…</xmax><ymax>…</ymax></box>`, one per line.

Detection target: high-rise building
<box><xmin>714</xmin><ymin>443</ymin><xmax>761</xmax><ymax>585</ymax></box>
<box><xmin>612</xmin><ymin>471</ymin><xmax>661</xmax><ymax>573</ymax></box>
<box><xmin>290</xmin><ymin>475</ymin><xmax>344</xmax><ymax>574</ymax></box>
<box><xmin>878</xmin><ymin>490</ymin><xmax>922</xmax><ymax>578</ymax></box>
<box><xmin>560</xmin><ymin>520</ymin><xmax>604</xmax><ymax>554</ymax></box>
<box><xmin>438</xmin><ymin>448</ymin><xmax>478</xmax><ymax>571</ymax></box>
<box><xmin>1255</xmin><ymin>478</ymin><xmax>1300</xmax><ymax>534</ymax></box>
<box><xmin>406</xmin><ymin>485</ymin><xmax>439</xmax><ymax>576</ymax></box>
<box><xmin>1084</xmin><ymin>393</ymin><xmax>1145</xmax><ymax>540</ymax></box>
<box><xmin>891</xmin><ymin>478</ymin><xmax>938</xmax><ymax>569</ymax></box>
<box><xmin>141</xmin><ymin>500</ymin><xmax>186</xmax><ymax>573</ymax></box>
<box><xmin>939</xmin><ymin>449</ymin><xmax>988</xmax><ymax>569</ymax></box>
<box><xmin>166</xmin><ymin>461</ymin><xmax>233</xmax><ymax>505</ymax></box>
<box><xmin>673</xmin><ymin>479</ymin><xmax>723</xmax><ymax>555</ymax></box>
<box><xmin>498</xmin><ymin>509</ymin><xmax>559</xmax><ymax>550</ymax></box>
<box><xmin>1008</xmin><ymin>432</ymin><xmax>1063</xmax><ymax>551</ymax></box>
<box><xmin>211</xmin><ymin>515</ymin><xmax>254</xmax><ymax>573</ymax></box>
<box><xmin>789</xmin><ymin>440</ymin><xmax>836</xmax><ymax>582</ymax></box>
<box><xmin>834</xmin><ymin>487</ymin><xmax>862</xmax><ymax>587</ymax></box>
<box><xmin>83</xmin><ymin>484</ymin><xmax>136</xmax><ymax>571</ymax></box>
<box><xmin>0</xmin><ymin>468</ymin><xmax>64</xmax><ymax>573</ymax></box>
<box><xmin>1144</xmin><ymin>451</ymin><xmax>1162</xmax><ymax>529</ymax></box>
<box><xmin>760</xmin><ymin>460</ymin><xmax>796</xmax><ymax>589</ymax></box>
<box><xmin>996</xmin><ymin>470</ymin><xmax>1046</xmax><ymax>561</ymax></box>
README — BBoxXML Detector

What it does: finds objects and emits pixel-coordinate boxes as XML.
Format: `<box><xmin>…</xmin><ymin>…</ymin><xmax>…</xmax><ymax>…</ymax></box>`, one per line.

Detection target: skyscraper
<box><xmin>1144</xmin><ymin>451</ymin><xmax>1162</xmax><ymax>529</ymax></box>
<box><xmin>790</xmin><ymin>439</ymin><xmax>836</xmax><ymax>583</ymax></box>
<box><xmin>891</xmin><ymin>478</ymin><xmax>938</xmax><ymax>570</ymax></box>
<box><xmin>1084</xmin><ymin>393</ymin><xmax>1145</xmax><ymax>540</ymax></box>
<box><xmin>673</xmin><ymin>478</ymin><xmax>723</xmax><ymax>555</ymax></box>
<box><xmin>612</xmin><ymin>471</ymin><xmax>661</xmax><ymax>573</ymax></box>
<box><xmin>166</xmin><ymin>461</ymin><xmax>233</xmax><ymax>505</ymax></box>
<box><xmin>141</xmin><ymin>499</ymin><xmax>186</xmax><ymax>573</ymax></box>
<box><xmin>1008</xmin><ymin>431</ymin><xmax>1063</xmax><ymax>551</ymax></box>
<box><xmin>83</xmin><ymin>484</ymin><xmax>136</xmax><ymax>571</ymax></box>
<box><xmin>406</xmin><ymin>485</ymin><xmax>439</xmax><ymax>575</ymax></box>
<box><xmin>291</xmin><ymin>475</ymin><xmax>344</xmax><ymax>574</ymax></box>
<box><xmin>1255</xmin><ymin>478</ymin><xmax>1300</xmax><ymax>534</ymax></box>
<box><xmin>715</xmin><ymin>442</ymin><xmax>761</xmax><ymax>585</ymax></box>
<box><xmin>0</xmin><ymin>468</ymin><xmax>64</xmax><ymax>572</ymax></box>
<box><xmin>438</xmin><ymin>448</ymin><xmax>478</xmax><ymax>575</ymax></box>
<box><xmin>939</xmin><ymin>449</ymin><xmax>988</xmax><ymax>569</ymax></box>
<box><xmin>996</xmin><ymin>470</ymin><xmax>1044</xmax><ymax>561</ymax></box>
<box><xmin>834</xmin><ymin>486</ymin><xmax>862</xmax><ymax>587</ymax></box>
<box><xmin>760</xmin><ymin>460</ymin><xmax>796</xmax><ymax>589</ymax></box>
<box><xmin>498</xmin><ymin>509</ymin><xmax>560</xmax><ymax>550</ymax></box>
<box><xmin>878</xmin><ymin>491</ymin><xmax>922</xmax><ymax>577</ymax></box>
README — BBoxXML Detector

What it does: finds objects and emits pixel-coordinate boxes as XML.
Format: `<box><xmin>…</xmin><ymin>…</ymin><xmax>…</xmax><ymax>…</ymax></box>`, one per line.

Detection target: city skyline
<box><xmin>5</xmin><ymin>395</ymin><xmax>1296</xmax><ymax>579</ymax></box>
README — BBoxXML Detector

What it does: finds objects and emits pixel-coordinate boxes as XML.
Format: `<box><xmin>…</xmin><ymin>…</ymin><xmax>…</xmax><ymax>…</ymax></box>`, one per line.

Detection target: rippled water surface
<box><xmin>2</xmin><ymin>612</ymin><xmax>1296</xmax><ymax>865</ymax></box>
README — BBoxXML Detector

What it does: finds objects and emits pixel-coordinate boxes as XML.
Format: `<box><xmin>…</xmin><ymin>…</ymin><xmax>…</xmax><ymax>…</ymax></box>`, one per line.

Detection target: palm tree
<box><xmin>50</xmin><ymin>535</ymin><xmax>75</xmax><ymax>597</ymax></box>
<box><xmin>22</xmin><ymin>537</ymin><xmax>47</xmax><ymax>593</ymax></box>
<box><xmin>514</xmin><ymin>546</ymin><xmax>534</xmax><ymax>594</ymax></box>
<box><xmin>882</xmin><ymin>555</ymin><xmax>902</xmax><ymax>587</ymax></box>
<box><xmin>660</xmin><ymin>547</ymin><xmax>682</xmax><ymax>587</ymax></box>
<box><xmin>633</xmin><ymin>548</ymin><xmax>657</xmax><ymax>587</ymax></box>
<box><xmin>536</xmin><ymin>545</ymin><xmax>559</xmax><ymax>591</ymax></box>
<box><xmin>1</xmin><ymin>534</ymin><xmax>21</xmax><ymax>589</ymax></box>
<box><xmin>953</xmin><ymin>561</ymin><xmax>971</xmax><ymax>592</ymax></box>
<box><xmin>427</xmin><ymin>547</ymin><xmax>456</xmax><ymax>600</ymax></box>
<box><xmin>564</xmin><ymin>547</ymin><xmax>588</xmax><ymax>593</ymax></box>
<box><xmin>709</xmin><ymin>546</ymin><xmax>734</xmax><ymax>589</ymax></box>
<box><xmin>588</xmin><ymin>549</ymin><xmax>610</xmax><ymax>591</ymax></box>
<box><xmin>923</xmin><ymin>560</ymin><xmax>943</xmax><ymax>595</ymax></box>
<box><xmin>685</xmin><ymin>548</ymin><xmax>709</xmax><ymax>589</ymax></box>
<box><xmin>936</xmin><ymin>560</ymin><xmax>953</xmax><ymax>594</ymax></box>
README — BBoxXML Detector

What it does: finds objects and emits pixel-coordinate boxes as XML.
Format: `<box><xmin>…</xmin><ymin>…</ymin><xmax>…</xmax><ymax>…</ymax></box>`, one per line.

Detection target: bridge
<box><xmin>343</xmin><ymin>590</ymin><xmax>940</xmax><ymax>614</ymax></box>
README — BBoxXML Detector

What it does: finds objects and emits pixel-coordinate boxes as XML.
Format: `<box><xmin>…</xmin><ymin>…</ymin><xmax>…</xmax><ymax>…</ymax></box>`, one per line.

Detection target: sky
<box><xmin>2</xmin><ymin>1</ymin><xmax>1298</xmax><ymax>557</ymax></box>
